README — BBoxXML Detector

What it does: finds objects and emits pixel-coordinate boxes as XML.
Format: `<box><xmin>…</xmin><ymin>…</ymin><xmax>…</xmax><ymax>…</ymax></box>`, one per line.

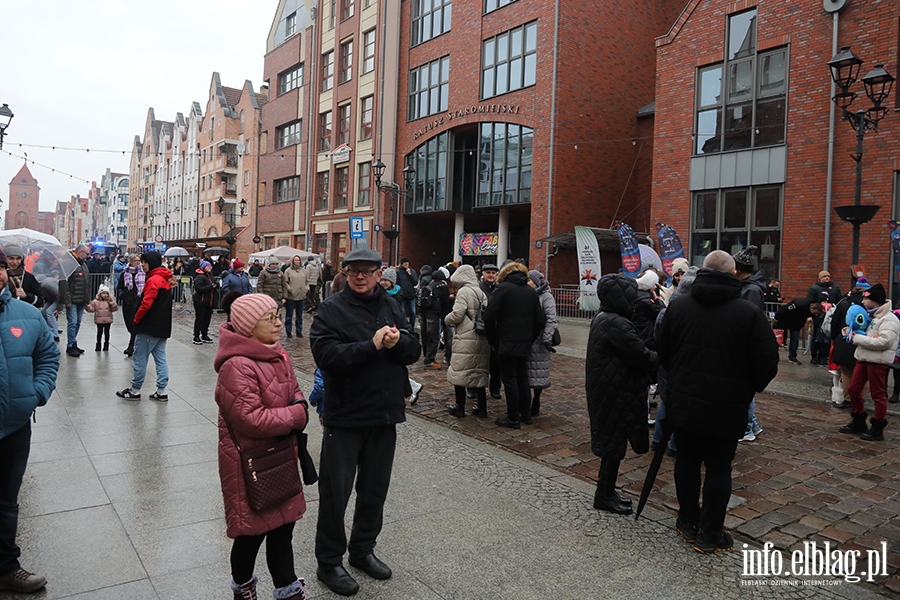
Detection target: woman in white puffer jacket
<box><xmin>842</xmin><ymin>283</ymin><xmax>900</xmax><ymax>441</ymax></box>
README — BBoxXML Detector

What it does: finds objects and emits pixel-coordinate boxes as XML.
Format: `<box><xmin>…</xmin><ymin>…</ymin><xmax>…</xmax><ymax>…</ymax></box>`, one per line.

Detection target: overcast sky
<box><xmin>0</xmin><ymin>1</ymin><xmax>276</xmax><ymax>213</ymax></box>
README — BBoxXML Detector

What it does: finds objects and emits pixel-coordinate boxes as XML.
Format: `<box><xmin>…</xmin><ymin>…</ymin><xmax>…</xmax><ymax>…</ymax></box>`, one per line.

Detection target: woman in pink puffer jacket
<box><xmin>214</xmin><ymin>293</ymin><xmax>310</xmax><ymax>600</ymax></box>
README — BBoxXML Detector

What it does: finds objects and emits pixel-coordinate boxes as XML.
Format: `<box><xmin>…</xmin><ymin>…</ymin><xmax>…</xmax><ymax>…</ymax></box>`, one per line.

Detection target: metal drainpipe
<box><xmin>375</xmin><ymin>0</ymin><xmax>389</xmax><ymax>258</ymax></box>
<box><xmin>823</xmin><ymin>11</ymin><xmax>840</xmax><ymax>271</ymax></box>
<box><xmin>544</xmin><ymin>0</ymin><xmax>560</xmax><ymax>276</ymax></box>
<box><xmin>304</xmin><ymin>8</ymin><xmax>318</xmax><ymax>251</ymax></box>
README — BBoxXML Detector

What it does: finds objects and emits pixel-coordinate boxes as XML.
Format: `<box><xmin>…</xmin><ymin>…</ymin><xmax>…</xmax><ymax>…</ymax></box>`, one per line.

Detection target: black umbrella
<box><xmin>202</xmin><ymin>247</ymin><xmax>231</xmax><ymax>256</ymax></box>
<box><xmin>635</xmin><ymin>418</ymin><xmax>673</xmax><ymax>520</ymax></box>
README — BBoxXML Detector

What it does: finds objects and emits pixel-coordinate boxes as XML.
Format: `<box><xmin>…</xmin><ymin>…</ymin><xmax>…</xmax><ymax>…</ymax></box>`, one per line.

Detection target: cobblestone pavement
<box><xmin>182</xmin><ymin>308</ymin><xmax>900</xmax><ymax>596</ymax></box>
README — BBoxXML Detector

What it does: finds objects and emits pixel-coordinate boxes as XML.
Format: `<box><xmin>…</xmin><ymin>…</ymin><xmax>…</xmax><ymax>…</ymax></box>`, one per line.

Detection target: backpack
<box><xmin>416</xmin><ymin>284</ymin><xmax>434</xmax><ymax>310</ymax></box>
<box><xmin>473</xmin><ymin>290</ymin><xmax>487</xmax><ymax>335</ymax></box>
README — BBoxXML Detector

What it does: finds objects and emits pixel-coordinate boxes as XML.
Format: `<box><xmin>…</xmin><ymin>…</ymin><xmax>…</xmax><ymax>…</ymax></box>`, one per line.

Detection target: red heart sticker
<box><xmin>9</xmin><ymin>327</ymin><xmax>22</xmax><ymax>338</ymax></box>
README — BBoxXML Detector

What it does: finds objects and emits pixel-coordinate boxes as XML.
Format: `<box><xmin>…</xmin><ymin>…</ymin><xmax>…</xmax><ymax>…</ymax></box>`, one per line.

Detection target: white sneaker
<box><xmin>648</xmin><ymin>384</ymin><xmax>658</xmax><ymax>394</ymax></box>
<box><xmin>740</xmin><ymin>431</ymin><xmax>756</xmax><ymax>442</ymax></box>
<box><xmin>409</xmin><ymin>380</ymin><xmax>423</xmax><ymax>405</ymax></box>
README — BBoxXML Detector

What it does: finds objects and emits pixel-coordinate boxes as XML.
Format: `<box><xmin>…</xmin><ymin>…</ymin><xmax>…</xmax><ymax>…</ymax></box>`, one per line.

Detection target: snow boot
<box><xmin>839</xmin><ymin>412</ymin><xmax>868</xmax><ymax>434</ymax></box>
<box><xmin>861</xmin><ymin>418</ymin><xmax>887</xmax><ymax>441</ymax></box>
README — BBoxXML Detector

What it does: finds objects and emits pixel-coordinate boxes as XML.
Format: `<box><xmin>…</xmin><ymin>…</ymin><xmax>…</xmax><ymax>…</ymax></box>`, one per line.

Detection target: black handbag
<box><xmin>551</xmin><ymin>328</ymin><xmax>561</xmax><ymax>346</ymax></box>
<box><xmin>295</xmin><ymin>431</ymin><xmax>318</xmax><ymax>485</ymax></box>
<box><xmin>226</xmin><ymin>423</ymin><xmax>302</xmax><ymax>513</ymax></box>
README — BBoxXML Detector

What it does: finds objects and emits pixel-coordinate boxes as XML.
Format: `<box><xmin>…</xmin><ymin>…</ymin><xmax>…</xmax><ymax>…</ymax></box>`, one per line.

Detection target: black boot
<box><xmin>861</xmin><ymin>418</ymin><xmax>887</xmax><ymax>441</ymax></box>
<box><xmin>531</xmin><ymin>396</ymin><xmax>541</xmax><ymax>416</ymax></box>
<box><xmin>839</xmin><ymin>412</ymin><xmax>868</xmax><ymax>434</ymax></box>
<box><xmin>889</xmin><ymin>393</ymin><xmax>900</xmax><ymax>404</ymax></box>
<box><xmin>593</xmin><ymin>459</ymin><xmax>632</xmax><ymax>515</ymax></box>
<box><xmin>470</xmin><ymin>391</ymin><xmax>487</xmax><ymax>418</ymax></box>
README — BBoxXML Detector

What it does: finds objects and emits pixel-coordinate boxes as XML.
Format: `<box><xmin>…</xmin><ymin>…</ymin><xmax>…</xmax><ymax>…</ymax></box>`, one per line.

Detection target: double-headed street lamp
<box><xmin>827</xmin><ymin>46</ymin><xmax>894</xmax><ymax>269</ymax></box>
<box><xmin>217</xmin><ymin>196</ymin><xmax>248</xmax><ymax>249</ymax></box>
<box><xmin>0</xmin><ymin>104</ymin><xmax>14</xmax><ymax>150</ymax></box>
<box><xmin>372</xmin><ymin>159</ymin><xmax>416</xmax><ymax>265</ymax></box>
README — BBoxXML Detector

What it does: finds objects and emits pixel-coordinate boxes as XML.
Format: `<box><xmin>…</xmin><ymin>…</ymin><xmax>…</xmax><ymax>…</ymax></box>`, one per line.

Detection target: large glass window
<box><xmin>279</xmin><ymin>63</ymin><xmax>303</xmax><ymax>95</ymax></box>
<box><xmin>485</xmin><ymin>0</ymin><xmax>517</xmax><ymax>13</ymax></box>
<box><xmin>340</xmin><ymin>40</ymin><xmax>353</xmax><ymax>84</ymax></box>
<box><xmin>482</xmin><ymin>22</ymin><xmax>537</xmax><ymax>99</ymax></box>
<box><xmin>276</xmin><ymin>120</ymin><xmax>302</xmax><ymax>149</ymax></box>
<box><xmin>316</xmin><ymin>171</ymin><xmax>330</xmax><ymax>211</ymax></box>
<box><xmin>476</xmin><ymin>123</ymin><xmax>533</xmax><ymax>207</ymax></box>
<box><xmin>335</xmin><ymin>167</ymin><xmax>349</xmax><ymax>209</ymax></box>
<box><xmin>405</xmin><ymin>132</ymin><xmax>449</xmax><ymax>212</ymax></box>
<box><xmin>362</xmin><ymin>29</ymin><xmax>376</xmax><ymax>74</ymax></box>
<box><xmin>274</xmin><ymin>176</ymin><xmax>301</xmax><ymax>203</ymax></box>
<box><xmin>411</xmin><ymin>0</ymin><xmax>452</xmax><ymax>46</ymax></box>
<box><xmin>357</xmin><ymin>162</ymin><xmax>371</xmax><ymax>206</ymax></box>
<box><xmin>690</xmin><ymin>185</ymin><xmax>782</xmax><ymax>273</ymax></box>
<box><xmin>319</xmin><ymin>111</ymin><xmax>332</xmax><ymax>152</ymax></box>
<box><xmin>338</xmin><ymin>104</ymin><xmax>351</xmax><ymax>146</ymax></box>
<box><xmin>359</xmin><ymin>96</ymin><xmax>373</xmax><ymax>140</ymax></box>
<box><xmin>342</xmin><ymin>0</ymin><xmax>354</xmax><ymax>20</ymax></box>
<box><xmin>408</xmin><ymin>56</ymin><xmax>449</xmax><ymax>121</ymax></box>
<box><xmin>322</xmin><ymin>50</ymin><xmax>334</xmax><ymax>91</ymax></box>
<box><xmin>695</xmin><ymin>9</ymin><xmax>786</xmax><ymax>154</ymax></box>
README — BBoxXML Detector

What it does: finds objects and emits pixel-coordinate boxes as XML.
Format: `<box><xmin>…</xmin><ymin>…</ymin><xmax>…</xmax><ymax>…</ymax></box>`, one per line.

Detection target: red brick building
<box><xmin>6</xmin><ymin>163</ymin><xmax>46</xmax><ymax>232</ymax></box>
<box><xmin>391</xmin><ymin>0</ymin><xmax>684</xmax><ymax>281</ymax></box>
<box><xmin>651</xmin><ymin>0</ymin><xmax>899</xmax><ymax>299</ymax></box>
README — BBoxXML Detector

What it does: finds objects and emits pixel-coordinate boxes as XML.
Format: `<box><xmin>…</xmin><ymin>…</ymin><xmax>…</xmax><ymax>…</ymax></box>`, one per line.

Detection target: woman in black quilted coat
<box><xmin>586</xmin><ymin>274</ymin><xmax>658</xmax><ymax>515</ymax></box>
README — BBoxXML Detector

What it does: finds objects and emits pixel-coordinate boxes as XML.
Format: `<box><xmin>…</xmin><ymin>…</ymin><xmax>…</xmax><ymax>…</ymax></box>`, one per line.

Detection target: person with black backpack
<box><xmin>418</xmin><ymin>266</ymin><xmax>443</xmax><ymax>368</ymax></box>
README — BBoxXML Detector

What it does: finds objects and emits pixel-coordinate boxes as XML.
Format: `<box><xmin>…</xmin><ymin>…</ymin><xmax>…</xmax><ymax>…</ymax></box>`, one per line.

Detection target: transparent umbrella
<box><xmin>164</xmin><ymin>246</ymin><xmax>191</xmax><ymax>258</ymax></box>
<box><xmin>0</xmin><ymin>228</ymin><xmax>79</xmax><ymax>279</ymax></box>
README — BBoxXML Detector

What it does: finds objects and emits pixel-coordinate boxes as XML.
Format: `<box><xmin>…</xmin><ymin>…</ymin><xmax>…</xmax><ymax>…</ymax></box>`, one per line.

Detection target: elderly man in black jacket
<box><xmin>309</xmin><ymin>248</ymin><xmax>421</xmax><ymax>596</ymax></box>
<box><xmin>657</xmin><ymin>250</ymin><xmax>779</xmax><ymax>554</ymax></box>
<box><xmin>483</xmin><ymin>261</ymin><xmax>546</xmax><ymax>429</ymax></box>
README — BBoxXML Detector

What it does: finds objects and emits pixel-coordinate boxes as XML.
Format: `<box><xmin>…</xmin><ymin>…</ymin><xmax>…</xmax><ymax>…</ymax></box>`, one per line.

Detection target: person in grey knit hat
<box><xmin>731</xmin><ymin>245</ymin><xmax>766</xmax><ymax>442</ymax></box>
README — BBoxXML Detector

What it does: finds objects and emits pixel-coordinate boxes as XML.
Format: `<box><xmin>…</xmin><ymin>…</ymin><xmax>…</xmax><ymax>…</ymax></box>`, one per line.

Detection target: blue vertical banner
<box><xmin>574</xmin><ymin>226</ymin><xmax>601</xmax><ymax>311</ymax></box>
<box><xmin>655</xmin><ymin>222</ymin><xmax>686</xmax><ymax>280</ymax></box>
<box><xmin>889</xmin><ymin>221</ymin><xmax>900</xmax><ymax>287</ymax></box>
<box><xmin>615</xmin><ymin>220</ymin><xmax>642</xmax><ymax>278</ymax></box>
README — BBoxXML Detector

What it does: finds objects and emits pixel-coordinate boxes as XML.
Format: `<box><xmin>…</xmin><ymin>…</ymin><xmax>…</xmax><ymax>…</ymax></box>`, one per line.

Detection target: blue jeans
<box><xmin>402</xmin><ymin>297</ymin><xmax>416</xmax><ymax>326</ymax></box>
<box><xmin>66</xmin><ymin>303</ymin><xmax>85</xmax><ymax>348</ymax></box>
<box><xmin>42</xmin><ymin>302</ymin><xmax>61</xmax><ymax>338</ymax></box>
<box><xmin>788</xmin><ymin>329</ymin><xmax>801</xmax><ymax>360</ymax></box>
<box><xmin>0</xmin><ymin>423</ymin><xmax>31</xmax><ymax>575</ymax></box>
<box><xmin>745</xmin><ymin>398</ymin><xmax>760</xmax><ymax>435</ymax></box>
<box><xmin>284</xmin><ymin>299</ymin><xmax>305</xmax><ymax>334</ymax></box>
<box><xmin>131</xmin><ymin>334</ymin><xmax>168</xmax><ymax>391</ymax></box>
<box><xmin>652</xmin><ymin>399</ymin><xmax>677</xmax><ymax>451</ymax></box>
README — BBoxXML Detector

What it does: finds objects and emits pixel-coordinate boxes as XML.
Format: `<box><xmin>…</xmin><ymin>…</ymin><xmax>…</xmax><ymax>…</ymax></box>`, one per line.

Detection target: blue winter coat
<box><xmin>0</xmin><ymin>286</ymin><xmax>60</xmax><ymax>440</ymax></box>
<box><xmin>220</xmin><ymin>269</ymin><xmax>253</xmax><ymax>296</ymax></box>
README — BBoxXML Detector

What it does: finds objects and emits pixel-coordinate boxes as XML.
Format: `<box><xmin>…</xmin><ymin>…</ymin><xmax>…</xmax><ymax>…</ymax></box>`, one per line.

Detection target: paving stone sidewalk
<box><xmin>185</xmin><ymin>308</ymin><xmax>900</xmax><ymax>595</ymax></box>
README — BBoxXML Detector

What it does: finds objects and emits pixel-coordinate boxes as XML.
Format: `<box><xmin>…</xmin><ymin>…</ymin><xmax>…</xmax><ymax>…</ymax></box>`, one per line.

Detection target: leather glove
<box><xmin>545</xmin><ymin>343</ymin><xmax>556</xmax><ymax>353</ymax></box>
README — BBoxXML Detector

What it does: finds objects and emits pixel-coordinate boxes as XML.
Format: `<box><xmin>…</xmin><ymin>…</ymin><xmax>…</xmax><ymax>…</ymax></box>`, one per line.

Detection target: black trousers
<box><xmin>193</xmin><ymin>303</ymin><xmax>213</xmax><ymax>337</ymax></box>
<box><xmin>673</xmin><ymin>429</ymin><xmax>738</xmax><ymax>535</ymax></box>
<box><xmin>421</xmin><ymin>312</ymin><xmax>441</xmax><ymax>364</ymax></box>
<box><xmin>315</xmin><ymin>425</ymin><xmax>396</xmax><ymax>567</ymax></box>
<box><xmin>499</xmin><ymin>355</ymin><xmax>530</xmax><ymax>421</ymax></box>
<box><xmin>95</xmin><ymin>323</ymin><xmax>110</xmax><ymax>346</ymax></box>
<box><xmin>231</xmin><ymin>521</ymin><xmax>296</xmax><ymax>587</ymax></box>
<box><xmin>488</xmin><ymin>348</ymin><xmax>501</xmax><ymax>396</ymax></box>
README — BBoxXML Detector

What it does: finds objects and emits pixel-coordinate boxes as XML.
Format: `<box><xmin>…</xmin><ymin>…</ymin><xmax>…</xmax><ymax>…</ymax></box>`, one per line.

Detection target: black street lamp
<box><xmin>0</xmin><ymin>104</ymin><xmax>13</xmax><ymax>150</ymax></box>
<box><xmin>372</xmin><ymin>159</ymin><xmax>416</xmax><ymax>265</ymax></box>
<box><xmin>828</xmin><ymin>46</ymin><xmax>894</xmax><ymax>270</ymax></box>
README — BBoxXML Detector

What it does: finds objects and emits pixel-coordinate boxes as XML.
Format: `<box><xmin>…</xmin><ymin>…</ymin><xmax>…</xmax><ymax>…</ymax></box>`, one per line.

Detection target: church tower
<box><xmin>6</xmin><ymin>163</ymin><xmax>40</xmax><ymax>230</ymax></box>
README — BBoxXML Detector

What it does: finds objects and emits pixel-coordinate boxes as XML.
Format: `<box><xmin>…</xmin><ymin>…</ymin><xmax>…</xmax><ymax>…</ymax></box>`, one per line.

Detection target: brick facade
<box><xmin>652</xmin><ymin>0</ymin><xmax>899</xmax><ymax>299</ymax></box>
<box><xmin>393</xmin><ymin>0</ymin><xmax>684</xmax><ymax>282</ymax></box>
<box><xmin>6</xmin><ymin>163</ymin><xmax>41</xmax><ymax>231</ymax></box>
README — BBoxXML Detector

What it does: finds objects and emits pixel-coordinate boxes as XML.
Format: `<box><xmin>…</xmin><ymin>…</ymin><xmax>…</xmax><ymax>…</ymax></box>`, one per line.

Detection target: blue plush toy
<box><xmin>846</xmin><ymin>304</ymin><xmax>871</xmax><ymax>341</ymax></box>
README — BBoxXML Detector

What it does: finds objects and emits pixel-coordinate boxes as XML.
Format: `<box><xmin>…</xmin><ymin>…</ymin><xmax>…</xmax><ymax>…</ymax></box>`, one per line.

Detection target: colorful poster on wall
<box><xmin>889</xmin><ymin>221</ymin><xmax>900</xmax><ymax>285</ymax></box>
<box><xmin>458</xmin><ymin>232</ymin><xmax>499</xmax><ymax>256</ymax></box>
<box><xmin>655</xmin><ymin>222</ymin><xmax>686</xmax><ymax>281</ymax></box>
<box><xmin>615</xmin><ymin>220</ymin><xmax>642</xmax><ymax>278</ymax></box>
<box><xmin>574</xmin><ymin>226</ymin><xmax>601</xmax><ymax>311</ymax></box>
